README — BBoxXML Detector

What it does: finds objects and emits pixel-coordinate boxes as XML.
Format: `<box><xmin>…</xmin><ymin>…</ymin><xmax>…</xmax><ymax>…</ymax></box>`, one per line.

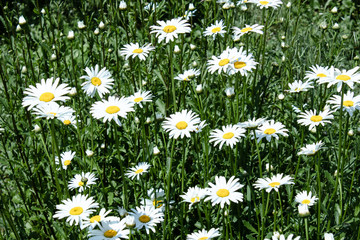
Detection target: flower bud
<box><xmin>192</xmin><ymin>61</ymin><xmax>197</xmax><ymax>67</ymax></box>
<box><xmin>69</xmin><ymin>87</ymin><xmax>77</xmax><ymax>96</ymax></box>
<box><xmin>142</xmin><ymin>80</ymin><xmax>147</xmax><ymax>86</ymax></box>
<box><xmin>50</xmin><ymin>53</ymin><xmax>57</xmax><ymax>61</ymax></box>
<box><xmin>320</xmin><ymin>22</ymin><xmax>327</xmax><ymax>29</ymax></box>
<box><xmin>135</xmin><ymin>117</ymin><xmax>140</xmax><ymax>124</ymax></box>
<box><xmin>342</xmin><ymin>35</ymin><xmax>348</xmax><ymax>40</ymax></box>
<box><xmin>67</xmin><ymin>30</ymin><xmax>74</xmax><ymax>40</ymax></box>
<box><xmin>174</xmin><ymin>45</ymin><xmax>181</xmax><ymax>54</ymax></box>
<box><xmin>286</xmin><ymin>2</ymin><xmax>291</xmax><ymax>8</ymax></box>
<box><xmin>156</xmin><ymin>113</ymin><xmax>163</xmax><ymax>120</ymax></box>
<box><xmin>188</xmin><ymin>3</ymin><xmax>195</xmax><ymax>11</ymax></box>
<box><xmin>86</xmin><ymin>150</ymin><xmax>94</xmax><ymax>157</ymax></box>
<box><xmin>78</xmin><ymin>21</ymin><xmax>86</xmax><ymax>30</ymax></box>
<box><xmin>125</xmin><ymin>215</ymin><xmax>136</xmax><ymax>228</ymax></box>
<box><xmin>196</xmin><ymin>84</ymin><xmax>203</xmax><ymax>93</ymax></box>
<box><xmin>324</xmin><ymin>233</ymin><xmax>334</xmax><ymax>240</ymax></box>
<box><xmin>99</xmin><ymin>21</ymin><xmax>105</xmax><ymax>29</ymax></box>
<box><xmin>348</xmin><ymin>129</ymin><xmax>354</xmax><ymax>136</ymax></box>
<box><xmin>146</xmin><ymin>117</ymin><xmax>151</xmax><ymax>124</ymax></box>
<box><xmin>241</xmin><ymin>5</ymin><xmax>248</xmax><ymax>11</ymax></box>
<box><xmin>331</xmin><ymin>7</ymin><xmax>338</xmax><ymax>13</ymax></box>
<box><xmin>222</xmin><ymin>3</ymin><xmax>231</xmax><ymax>9</ymax></box>
<box><xmin>153</xmin><ymin>146</ymin><xmax>160</xmax><ymax>155</ymax></box>
<box><xmin>19</xmin><ymin>16</ymin><xmax>26</xmax><ymax>25</ymax></box>
<box><xmin>21</xmin><ymin>66</ymin><xmax>27</xmax><ymax>73</ymax></box>
<box><xmin>94</xmin><ymin>28</ymin><xmax>100</xmax><ymax>35</ymax></box>
<box><xmin>101</xmin><ymin>143</ymin><xmax>105</xmax><ymax>149</ymax></box>
<box><xmin>278</xmin><ymin>93</ymin><xmax>285</xmax><ymax>100</ymax></box>
<box><xmin>332</xmin><ymin>23</ymin><xmax>339</xmax><ymax>30</ymax></box>
<box><xmin>190</xmin><ymin>44</ymin><xmax>196</xmax><ymax>50</ymax></box>
<box><xmin>225</xmin><ymin>87</ymin><xmax>235</xmax><ymax>98</ymax></box>
<box><xmin>119</xmin><ymin>1</ymin><xmax>127</xmax><ymax>10</ymax></box>
<box><xmin>16</xmin><ymin>25</ymin><xmax>22</xmax><ymax>32</ymax></box>
<box><xmin>310</xmin><ymin>127</ymin><xmax>317</xmax><ymax>134</ymax></box>
<box><xmin>41</xmin><ymin>8</ymin><xmax>46</xmax><ymax>14</ymax></box>
<box><xmin>33</xmin><ymin>124</ymin><xmax>41</xmax><ymax>133</ymax></box>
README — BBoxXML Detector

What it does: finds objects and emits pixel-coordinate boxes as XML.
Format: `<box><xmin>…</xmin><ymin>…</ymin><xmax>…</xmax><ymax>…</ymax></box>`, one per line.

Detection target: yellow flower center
<box><xmin>264</xmin><ymin>128</ymin><xmax>276</xmax><ymax>135</ymax></box>
<box><xmin>316</xmin><ymin>73</ymin><xmax>327</xmax><ymax>78</ymax></box>
<box><xmin>134</xmin><ymin>97</ymin><xmax>143</xmax><ymax>102</ymax></box>
<box><xmin>78</xmin><ymin>181</ymin><xmax>84</xmax><ymax>186</ymax></box>
<box><xmin>211</xmin><ymin>27</ymin><xmax>221</xmax><ymax>33</ymax></box>
<box><xmin>132</xmin><ymin>48</ymin><xmax>143</xmax><ymax>53</ymax></box>
<box><xmin>343</xmin><ymin>100</ymin><xmax>354</xmax><ymax>107</ymax></box>
<box><xmin>223</xmin><ymin>132</ymin><xmax>234</xmax><ymax>139</ymax></box>
<box><xmin>199</xmin><ymin>237</ymin><xmax>209</xmax><ymax>240</ymax></box>
<box><xmin>104</xmin><ymin>230</ymin><xmax>117</xmax><ymax>238</ymax></box>
<box><xmin>39</xmin><ymin>92</ymin><xmax>55</xmax><ymax>102</ymax></box>
<box><xmin>260</xmin><ymin>1</ymin><xmax>269</xmax><ymax>5</ymax></box>
<box><xmin>301</xmin><ymin>199</ymin><xmax>311</xmax><ymax>205</ymax></box>
<box><xmin>336</xmin><ymin>74</ymin><xmax>351</xmax><ymax>81</ymax></box>
<box><xmin>268</xmin><ymin>182</ymin><xmax>281</xmax><ymax>188</ymax></box>
<box><xmin>163</xmin><ymin>25</ymin><xmax>177</xmax><ymax>33</ymax></box>
<box><xmin>152</xmin><ymin>200</ymin><xmax>163</xmax><ymax>208</ymax></box>
<box><xmin>90</xmin><ymin>215</ymin><xmax>101</xmax><ymax>223</ymax></box>
<box><xmin>176</xmin><ymin>121</ymin><xmax>188</xmax><ymax>130</ymax></box>
<box><xmin>69</xmin><ymin>206</ymin><xmax>83</xmax><ymax>215</ymax></box>
<box><xmin>139</xmin><ymin>215</ymin><xmax>151</xmax><ymax>223</ymax></box>
<box><xmin>106</xmin><ymin>106</ymin><xmax>120</xmax><ymax>114</ymax></box>
<box><xmin>310</xmin><ymin>115</ymin><xmax>323</xmax><ymax>122</ymax></box>
<box><xmin>216</xmin><ymin>189</ymin><xmax>230</xmax><ymax>198</ymax></box>
<box><xmin>49</xmin><ymin>112</ymin><xmax>57</xmax><ymax>116</ymax></box>
<box><xmin>241</xmin><ymin>27</ymin><xmax>253</xmax><ymax>33</ymax></box>
<box><xmin>135</xmin><ymin>168</ymin><xmax>144</xmax><ymax>174</ymax></box>
<box><xmin>63</xmin><ymin>120</ymin><xmax>71</xmax><ymax>125</ymax></box>
<box><xmin>234</xmin><ymin>61</ymin><xmax>247</xmax><ymax>69</ymax></box>
<box><xmin>191</xmin><ymin>197</ymin><xmax>200</xmax><ymax>203</ymax></box>
<box><xmin>219</xmin><ymin>59</ymin><xmax>230</xmax><ymax>66</ymax></box>
<box><xmin>91</xmin><ymin>77</ymin><xmax>102</xmax><ymax>86</ymax></box>
<box><xmin>295</xmin><ymin>88</ymin><xmax>303</xmax><ymax>92</ymax></box>
<box><xmin>64</xmin><ymin>160</ymin><xmax>71</xmax><ymax>166</ymax></box>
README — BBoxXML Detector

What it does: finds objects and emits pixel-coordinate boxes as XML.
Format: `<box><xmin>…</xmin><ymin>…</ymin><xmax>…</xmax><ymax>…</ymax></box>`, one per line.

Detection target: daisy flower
<box><xmin>204</xmin><ymin>176</ymin><xmax>244</xmax><ymax>208</ymax></box>
<box><xmin>204</xmin><ymin>20</ymin><xmax>226</xmax><ymax>38</ymax></box>
<box><xmin>248</xmin><ymin>0</ymin><xmax>283</xmax><ymax>9</ymax></box>
<box><xmin>227</xmin><ymin>47</ymin><xmax>258</xmax><ymax>76</ymax></box>
<box><xmin>32</xmin><ymin>102</ymin><xmax>74</xmax><ymax>119</ymax></box>
<box><xmin>58</xmin><ymin>114</ymin><xmax>77</xmax><ymax>128</ymax></box>
<box><xmin>125</xmin><ymin>162</ymin><xmax>151</xmax><ymax>180</ymax></box>
<box><xmin>183</xmin><ymin>10</ymin><xmax>196</xmax><ymax>20</ymax></box>
<box><xmin>22</xmin><ymin>77</ymin><xmax>70</xmax><ymax>110</ymax></box>
<box><xmin>327</xmin><ymin>91</ymin><xmax>360</xmax><ymax>116</ymax></box>
<box><xmin>68</xmin><ymin>172</ymin><xmax>97</xmax><ymax>192</ymax></box>
<box><xmin>150</xmin><ymin>17</ymin><xmax>191</xmax><ymax>43</ymax></box>
<box><xmin>81</xmin><ymin>208</ymin><xmax>112</xmax><ymax>230</ymax></box>
<box><xmin>53</xmin><ymin>194</ymin><xmax>99</xmax><ymax>226</ymax></box>
<box><xmin>175</xmin><ymin>69</ymin><xmax>200</xmax><ymax>81</ymax></box>
<box><xmin>180</xmin><ymin>186</ymin><xmax>208</xmax><ymax>209</ymax></box>
<box><xmin>119</xmin><ymin>43</ymin><xmax>155</xmax><ymax>61</ymax></box>
<box><xmin>88</xmin><ymin>218</ymin><xmax>130</xmax><ymax>240</ymax></box>
<box><xmin>195</xmin><ymin>120</ymin><xmax>208</xmax><ymax>133</ymax></box>
<box><xmin>253</xmin><ymin>173</ymin><xmax>294</xmax><ymax>192</ymax></box>
<box><xmin>237</xmin><ymin>117</ymin><xmax>266</xmax><ymax>129</ymax></box>
<box><xmin>324</xmin><ymin>233</ymin><xmax>335</xmax><ymax>240</ymax></box>
<box><xmin>265</xmin><ymin>233</ymin><xmax>300</xmax><ymax>240</ymax></box>
<box><xmin>305</xmin><ymin>65</ymin><xmax>331</xmax><ymax>81</ymax></box>
<box><xmin>286</xmin><ymin>80</ymin><xmax>314</xmax><ymax>93</ymax></box>
<box><xmin>141</xmin><ymin>188</ymin><xmax>166</xmax><ymax>211</ymax></box>
<box><xmin>162</xmin><ymin>109</ymin><xmax>201</xmax><ymax>139</ymax></box>
<box><xmin>80</xmin><ymin>65</ymin><xmax>114</xmax><ymax>98</ymax></box>
<box><xmin>55</xmin><ymin>150</ymin><xmax>76</xmax><ymax>170</ymax></box>
<box><xmin>297</xmin><ymin>109</ymin><xmax>334</xmax><ymax>130</ymax></box>
<box><xmin>297</xmin><ymin>141</ymin><xmax>324</xmax><ymax>156</ymax></box>
<box><xmin>187</xmin><ymin>228</ymin><xmax>221</xmax><ymax>240</ymax></box>
<box><xmin>295</xmin><ymin>191</ymin><xmax>318</xmax><ymax>207</ymax></box>
<box><xmin>90</xmin><ymin>96</ymin><xmax>135</xmax><ymax>126</ymax></box>
<box><xmin>130</xmin><ymin>206</ymin><xmax>164</xmax><ymax>234</ymax></box>
<box><xmin>318</xmin><ymin>66</ymin><xmax>360</xmax><ymax>92</ymax></box>
<box><xmin>253</xmin><ymin>120</ymin><xmax>288</xmax><ymax>142</ymax></box>
<box><xmin>209</xmin><ymin>125</ymin><xmax>246</xmax><ymax>149</ymax></box>
<box><xmin>127</xmin><ymin>90</ymin><xmax>153</xmax><ymax>108</ymax></box>
<box><xmin>207</xmin><ymin>47</ymin><xmax>237</xmax><ymax>74</ymax></box>
<box><xmin>233</xmin><ymin>24</ymin><xmax>264</xmax><ymax>38</ymax></box>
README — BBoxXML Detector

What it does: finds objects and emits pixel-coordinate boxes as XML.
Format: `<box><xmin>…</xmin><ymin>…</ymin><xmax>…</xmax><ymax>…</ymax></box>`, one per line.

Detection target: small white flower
<box><xmin>99</xmin><ymin>21</ymin><xmax>105</xmax><ymax>29</ymax></box>
<box><xmin>19</xmin><ymin>16</ymin><xmax>26</xmax><ymax>25</ymax></box>
<box><xmin>86</xmin><ymin>150</ymin><xmax>94</xmax><ymax>157</ymax></box>
<box><xmin>67</xmin><ymin>30</ymin><xmax>74</xmax><ymax>40</ymax></box>
<box><xmin>119</xmin><ymin>1</ymin><xmax>127</xmax><ymax>10</ymax></box>
<box><xmin>78</xmin><ymin>21</ymin><xmax>86</xmax><ymax>29</ymax></box>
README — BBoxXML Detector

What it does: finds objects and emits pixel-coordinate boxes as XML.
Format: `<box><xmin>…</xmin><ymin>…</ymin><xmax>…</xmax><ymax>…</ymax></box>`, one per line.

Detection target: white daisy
<box><xmin>207</xmin><ymin>47</ymin><xmax>237</xmax><ymax>74</ymax></box>
<box><xmin>68</xmin><ymin>172</ymin><xmax>97</xmax><ymax>192</ymax></box>
<box><xmin>253</xmin><ymin>120</ymin><xmax>288</xmax><ymax>142</ymax></box>
<box><xmin>58</xmin><ymin>114</ymin><xmax>77</xmax><ymax>128</ymax></box>
<box><xmin>162</xmin><ymin>109</ymin><xmax>201</xmax><ymax>139</ymax></box>
<box><xmin>130</xmin><ymin>206</ymin><xmax>164</xmax><ymax>234</ymax></box>
<box><xmin>125</xmin><ymin>162</ymin><xmax>151</xmax><ymax>180</ymax></box>
<box><xmin>233</xmin><ymin>24</ymin><xmax>264</xmax><ymax>38</ymax></box>
<box><xmin>297</xmin><ymin>141</ymin><xmax>324</xmax><ymax>156</ymax></box>
<box><xmin>22</xmin><ymin>77</ymin><xmax>70</xmax><ymax>110</ymax></box>
<box><xmin>53</xmin><ymin>194</ymin><xmax>99</xmax><ymax>226</ymax></box>
<box><xmin>318</xmin><ymin>66</ymin><xmax>360</xmax><ymax>92</ymax></box>
<box><xmin>55</xmin><ymin>150</ymin><xmax>76</xmax><ymax>170</ymax></box>
<box><xmin>127</xmin><ymin>90</ymin><xmax>153</xmax><ymax>108</ymax></box>
<box><xmin>141</xmin><ymin>188</ymin><xmax>166</xmax><ymax>211</ymax></box>
<box><xmin>187</xmin><ymin>228</ymin><xmax>221</xmax><ymax>240</ymax></box>
<box><xmin>204</xmin><ymin>176</ymin><xmax>244</xmax><ymax>208</ymax></box>
<box><xmin>295</xmin><ymin>191</ymin><xmax>318</xmax><ymax>207</ymax></box>
<box><xmin>265</xmin><ymin>234</ymin><xmax>300</xmax><ymax>240</ymax></box>
<box><xmin>175</xmin><ymin>69</ymin><xmax>201</xmax><ymax>81</ymax></box>
<box><xmin>150</xmin><ymin>17</ymin><xmax>191</xmax><ymax>43</ymax></box>
<box><xmin>297</xmin><ymin>109</ymin><xmax>334</xmax><ymax>130</ymax></box>
<box><xmin>324</xmin><ymin>233</ymin><xmax>335</xmax><ymax>240</ymax></box>
<box><xmin>32</xmin><ymin>102</ymin><xmax>74</xmax><ymax>119</ymax></box>
<box><xmin>81</xmin><ymin>208</ymin><xmax>112</xmax><ymax>230</ymax></box>
<box><xmin>90</xmin><ymin>96</ymin><xmax>135</xmax><ymax>126</ymax></box>
<box><xmin>305</xmin><ymin>65</ymin><xmax>331</xmax><ymax>81</ymax></box>
<box><xmin>209</xmin><ymin>124</ymin><xmax>246</xmax><ymax>149</ymax></box>
<box><xmin>88</xmin><ymin>217</ymin><xmax>130</xmax><ymax>240</ymax></box>
<box><xmin>327</xmin><ymin>91</ymin><xmax>360</xmax><ymax>116</ymax></box>
<box><xmin>195</xmin><ymin>120</ymin><xmax>208</xmax><ymax>133</ymax></box>
<box><xmin>180</xmin><ymin>186</ymin><xmax>208</xmax><ymax>209</ymax></box>
<box><xmin>119</xmin><ymin>43</ymin><xmax>155</xmax><ymax>61</ymax></box>
<box><xmin>204</xmin><ymin>20</ymin><xmax>226</xmax><ymax>38</ymax></box>
<box><xmin>183</xmin><ymin>10</ymin><xmax>196</xmax><ymax>20</ymax></box>
<box><xmin>253</xmin><ymin>173</ymin><xmax>294</xmax><ymax>192</ymax></box>
<box><xmin>286</xmin><ymin>80</ymin><xmax>314</xmax><ymax>93</ymax></box>
<box><xmin>248</xmin><ymin>0</ymin><xmax>283</xmax><ymax>9</ymax></box>
<box><xmin>80</xmin><ymin>65</ymin><xmax>114</xmax><ymax>98</ymax></box>
<box><xmin>237</xmin><ymin>117</ymin><xmax>266</xmax><ymax>129</ymax></box>
<box><xmin>227</xmin><ymin>47</ymin><xmax>258</xmax><ymax>76</ymax></box>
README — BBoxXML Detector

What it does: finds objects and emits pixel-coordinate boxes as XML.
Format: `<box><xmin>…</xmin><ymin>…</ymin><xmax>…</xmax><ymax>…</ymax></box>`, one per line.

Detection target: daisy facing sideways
<box><xmin>125</xmin><ymin>162</ymin><xmax>151</xmax><ymax>180</ymax></box>
<box><xmin>248</xmin><ymin>0</ymin><xmax>283</xmax><ymax>9</ymax></box>
<box><xmin>90</xmin><ymin>96</ymin><xmax>135</xmax><ymax>126</ymax></box>
<box><xmin>297</xmin><ymin>141</ymin><xmax>324</xmax><ymax>156</ymax></box>
<box><xmin>253</xmin><ymin>120</ymin><xmax>288</xmax><ymax>142</ymax></box>
<box><xmin>68</xmin><ymin>172</ymin><xmax>97</xmax><ymax>192</ymax></box>
<box><xmin>204</xmin><ymin>176</ymin><xmax>244</xmax><ymax>208</ymax></box>
<box><xmin>55</xmin><ymin>150</ymin><xmax>76</xmax><ymax>170</ymax></box>
<box><xmin>150</xmin><ymin>17</ymin><xmax>191</xmax><ymax>43</ymax></box>
<box><xmin>254</xmin><ymin>173</ymin><xmax>294</xmax><ymax>192</ymax></box>
<box><xmin>127</xmin><ymin>90</ymin><xmax>153</xmax><ymax>108</ymax></box>
<box><xmin>53</xmin><ymin>194</ymin><xmax>99</xmax><ymax>226</ymax></box>
<box><xmin>80</xmin><ymin>65</ymin><xmax>114</xmax><ymax>98</ymax></box>
<box><xmin>233</xmin><ymin>24</ymin><xmax>264</xmax><ymax>38</ymax></box>
<box><xmin>237</xmin><ymin>117</ymin><xmax>266</xmax><ymax>129</ymax></box>
<box><xmin>81</xmin><ymin>208</ymin><xmax>112</xmax><ymax>230</ymax></box>
<box><xmin>297</xmin><ymin>108</ymin><xmax>334</xmax><ymax>130</ymax></box>
<box><xmin>187</xmin><ymin>228</ymin><xmax>221</xmax><ymax>240</ymax></box>
<box><xmin>180</xmin><ymin>186</ymin><xmax>208</xmax><ymax>209</ymax></box>
<box><xmin>22</xmin><ymin>77</ymin><xmax>70</xmax><ymax>110</ymax></box>
<box><xmin>204</xmin><ymin>20</ymin><xmax>226</xmax><ymax>38</ymax></box>
<box><xmin>295</xmin><ymin>190</ymin><xmax>318</xmax><ymax>207</ymax></box>
<box><xmin>265</xmin><ymin>233</ymin><xmax>300</xmax><ymax>240</ymax></box>
<box><xmin>327</xmin><ymin>91</ymin><xmax>360</xmax><ymax>116</ymax></box>
<box><xmin>88</xmin><ymin>217</ymin><xmax>130</xmax><ymax>240</ymax></box>
<box><xmin>318</xmin><ymin>66</ymin><xmax>360</xmax><ymax>92</ymax></box>
<box><xmin>129</xmin><ymin>206</ymin><xmax>164</xmax><ymax>234</ymax></box>
<box><xmin>162</xmin><ymin>109</ymin><xmax>201</xmax><ymax>139</ymax></box>
<box><xmin>175</xmin><ymin>69</ymin><xmax>200</xmax><ymax>81</ymax></box>
<box><xmin>286</xmin><ymin>80</ymin><xmax>314</xmax><ymax>93</ymax></box>
<box><xmin>119</xmin><ymin>43</ymin><xmax>155</xmax><ymax>61</ymax></box>
<box><xmin>32</xmin><ymin>102</ymin><xmax>74</xmax><ymax>119</ymax></box>
<box><xmin>209</xmin><ymin>124</ymin><xmax>246</xmax><ymax>149</ymax></box>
